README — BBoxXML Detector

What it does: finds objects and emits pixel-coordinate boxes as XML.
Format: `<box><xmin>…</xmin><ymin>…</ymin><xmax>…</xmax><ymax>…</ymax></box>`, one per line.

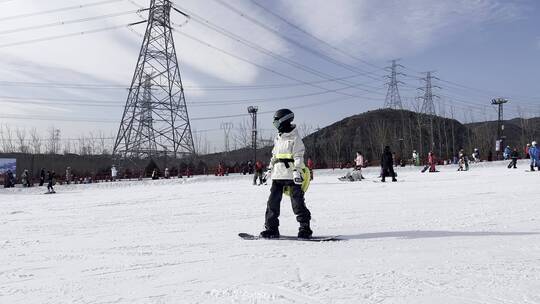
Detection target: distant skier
<box><xmin>529</xmin><ymin>141</ymin><xmax>538</xmax><ymax>171</ymax></box>
<box><xmin>472</xmin><ymin>148</ymin><xmax>480</xmax><ymax>162</ymax></box>
<box><xmin>338</xmin><ymin>168</ymin><xmax>363</xmax><ymax>182</ymax></box>
<box><xmin>458</xmin><ymin>149</ymin><xmax>469</xmax><ymax>171</ymax></box>
<box><xmin>4</xmin><ymin>170</ymin><xmax>15</xmax><ymax>188</ymax></box>
<box><xmin>427</xmin><ymin>151</ymin><xmax>438</xmax><ymax>172</ymax></box>
<box><xmin>508</xmin><ymin>148</ymin><xmax>519</xmax><ymax>169</ymax></box>
<box><xmin>525</xmin><ymin>144</ymin><xmax>531</xmax><ymax>159</ymax></box>
<box><xmin>39</xmin><ymin>168</ymin><xmax>45</xmax><ymax>186</ymax></box>
<box><xmin>503</xmin><ymin>146</ymin><xmax>511</xmax><ymax>160</ymax></box>
<box><xmin>151</xmin><ymin>169</ymin><xmax>159</xmax><ymax>180</ymax></box>
<box><xmin>164</xmin><ymin>167</ymin><xmax>170</xmax><ymax>179</ymax></box>
<box><xmin>412</xmin><ymin>150</ymin><xmax>420</xmax><ymax>166</ymax></box>
<box><xmin>354</xmin><ymin>151</ymin><xmax>365</xmax><ymax>180</ymax></box>
<box><xmin>259</xmin><ymin>109</ymin><xmax>312</xmax><ymax>239</ymax></box>
<box><xmin>253</xmin><ymin>160</ymin><xmax>264</xmax><ymax>185</ymax></box>
<box><xmin>111</xmin><ymin>165</ymin><xmax>118</xmax><ymax>181</ymax></box>
<box><xmin>381</xmin><ymin>146</ymin><xmax>397</xmax><ymax>182</ymax></box>
<box><xmin>46</xmin><ymin>170</ymin><xmax>56</xmax><ymax>193</ymax></box>
<box><xmin>21</xmin><ymin>169</ymin><xmax>30</xmax><ymax>187</ymax></box>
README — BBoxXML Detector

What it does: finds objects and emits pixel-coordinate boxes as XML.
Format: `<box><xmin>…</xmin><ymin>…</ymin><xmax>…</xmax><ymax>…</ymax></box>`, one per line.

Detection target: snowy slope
<box><xmin>1</xmin><ymin>161</ymin><xmax>539</xmax><ymax>303</ymax></box>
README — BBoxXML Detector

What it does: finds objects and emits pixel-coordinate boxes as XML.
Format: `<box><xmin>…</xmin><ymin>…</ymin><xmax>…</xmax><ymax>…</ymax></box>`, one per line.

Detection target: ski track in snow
<box><xmin>1</xmin><ymin>160</ymin><xmax>540</xmax><ymax>303</ymax></box>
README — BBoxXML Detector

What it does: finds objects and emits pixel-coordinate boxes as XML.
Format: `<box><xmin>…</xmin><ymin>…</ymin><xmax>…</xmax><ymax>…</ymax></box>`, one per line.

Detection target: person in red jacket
<box><xmin>253</xmin><ymin>160</ymin><xmax>264</xmax><ymax>185</ymax></box>
<box><xmin>428</xmin><ymin>151</ymin><xmax>437</xmax><ymax>172</ymax></box>
<box><xmin>307</xmin><ymin>158</ymin><xmax>314</xmax><ymax>180</ymax></box>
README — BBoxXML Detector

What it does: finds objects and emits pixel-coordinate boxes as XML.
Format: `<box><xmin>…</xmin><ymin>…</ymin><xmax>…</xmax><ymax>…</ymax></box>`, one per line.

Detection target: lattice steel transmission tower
<box><xmin>220</xmin><ymin>122</ymin><xmax>234</xmax><ymax>153</ymax></box>
<box><xmin>417</xmin><ymin>71</ymin><xmax>440</xmax><ymax>151</ymax></box>
<box><xmin>114</xmin><ymin>0</ymin><xmax>195</xmax><ymax>159</ymax></box>
<box><xmin>419</xmin><ymin>72</ymin><xmax>439</xmax><ymax>116</ymax></box>
<box><xmin>384</xmin><ymin>59</ymin><xmax>404</xmax><ymax>109</ymax></box>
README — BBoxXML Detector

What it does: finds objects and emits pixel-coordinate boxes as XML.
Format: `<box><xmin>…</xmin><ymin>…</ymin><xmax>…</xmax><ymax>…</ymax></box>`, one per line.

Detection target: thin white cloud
<box><xmin>277</xmin><ymin>0</ymin><xmax>525</xmax><ymax>60</ymax></box>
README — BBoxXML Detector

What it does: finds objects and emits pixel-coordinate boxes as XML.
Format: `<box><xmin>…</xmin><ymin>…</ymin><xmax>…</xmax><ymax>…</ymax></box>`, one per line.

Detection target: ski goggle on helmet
<box><xmin>273</xmin><ymin>108</ymin><xmax>294</xmax><ymax>129</ymax></box>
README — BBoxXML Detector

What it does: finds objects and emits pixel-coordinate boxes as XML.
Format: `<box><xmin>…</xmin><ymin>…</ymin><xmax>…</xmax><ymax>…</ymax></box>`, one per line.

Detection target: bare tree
<box><xmin>15</xmin><ymin>128</ymin><xmax>30</xmax><ymax>153</ymax></box>
<box><xmin>46</xmin><ymin>127</ymin><xmax>61</xmax><ymax>154</ymax></box>
<box><xmin>233</xmin><ymin>119</ymin><xmax>251</xmax><ymax>149</ymax></box>
<box><xmin>29</xmin><ymin>128</ymin><xmax>42</xmax><ymax>154</ymax></box>
<box><xmin>0</xmin><ymin>124</ymin><xmax>15</xmax><ymax>153</ymax></box>
<box><xmin>297</xmin><ymin>122</ymin><xmax>314</xmax><ymax>139</ymax></box>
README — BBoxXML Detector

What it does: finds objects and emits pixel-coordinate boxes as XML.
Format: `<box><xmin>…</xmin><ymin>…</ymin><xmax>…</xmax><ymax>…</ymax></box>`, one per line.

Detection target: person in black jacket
<box><xmin>508</xmin><ymin>148</ymin><xmax>519</xmax><ymax>169</ymax></box>
<box><xmin>39</xmin><ymin>168</ymin><xmax>46</xmax><ymax>186</ymax></box>
<box><xmin>381</xmin><ymin>146</ymin><xmax>397</xmax><ymax>182</ymax></box>
<box><xmin>46</xmin><ymin>170</ymin><xmax>56</xmax><ymax>193</ymax></box>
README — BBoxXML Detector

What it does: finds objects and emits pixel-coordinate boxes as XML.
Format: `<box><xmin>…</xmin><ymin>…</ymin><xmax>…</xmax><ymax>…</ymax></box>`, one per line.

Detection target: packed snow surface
<box><xmin>1</xmin><ymin>161</ymin><xmax>540</xmax><ymax>303</ymax></box>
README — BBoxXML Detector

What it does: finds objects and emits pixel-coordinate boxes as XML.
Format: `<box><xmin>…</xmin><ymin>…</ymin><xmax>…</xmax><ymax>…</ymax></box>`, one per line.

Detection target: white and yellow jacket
<box><xmin>269</xmin><ymin>127</ymin><xmax>305</xmax><ymax>180</ymax></box>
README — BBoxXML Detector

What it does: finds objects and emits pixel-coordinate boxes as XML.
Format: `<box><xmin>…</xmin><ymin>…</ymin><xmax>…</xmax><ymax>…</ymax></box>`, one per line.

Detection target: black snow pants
<box><xmin>382</xmin><ymin>166</ymin><xmax>396</xmax><ymax>181</ymax></box>
<box><xmin>265</xmin><ymin>179</ymin><xmax>311</xmax><ymax>231</ymax></box>
<box><xmin>508</xmin><ymin>159</ymin><xmax>517</xmax><ymax>169</ymax></box>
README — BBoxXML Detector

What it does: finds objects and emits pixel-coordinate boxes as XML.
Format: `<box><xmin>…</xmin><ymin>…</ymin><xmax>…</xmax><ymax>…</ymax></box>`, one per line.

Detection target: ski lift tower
<box><xmin>492</xmin><ymin>97</ymin><xmax>508</xmax><ymax>160</ymax></box>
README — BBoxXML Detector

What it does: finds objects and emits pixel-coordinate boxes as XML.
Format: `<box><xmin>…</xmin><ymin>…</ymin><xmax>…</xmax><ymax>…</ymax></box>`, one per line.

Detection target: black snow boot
<box><xmin>531</xmin><ymin>165</ymin><xmax>535</xmax><ymax>171</ymax></box>
<box><xmin>298</xmin><ymin>226</ymin><xmax>313</xmax><ymax>239</ymax></box>
<box><xmin>260</xmin><ymin>228</ymin><xmax>280</xmax><ymax>239</ymax></box>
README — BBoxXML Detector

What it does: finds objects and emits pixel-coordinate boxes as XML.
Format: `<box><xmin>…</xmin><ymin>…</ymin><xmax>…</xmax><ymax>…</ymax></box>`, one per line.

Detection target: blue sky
<box><xmin>0</xmin><ymin>0</ymin><xmax>539</xmax><ymax>153</ymax></box>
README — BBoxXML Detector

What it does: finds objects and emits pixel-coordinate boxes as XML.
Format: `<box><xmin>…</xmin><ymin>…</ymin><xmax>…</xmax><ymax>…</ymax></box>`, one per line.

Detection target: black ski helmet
<box><xmin>273</xmin><ymin>108</ymin><xmax>294</xmax><ymax>130</ymax></box>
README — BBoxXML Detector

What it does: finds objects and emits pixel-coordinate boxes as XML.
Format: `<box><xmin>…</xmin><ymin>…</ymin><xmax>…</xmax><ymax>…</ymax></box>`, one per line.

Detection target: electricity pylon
<box><xmin>114</xmin><ymin>0</ymin><xmax>194</xmax><ymax>159</ymax></box>
<box><xmin>384</xmin><ymin>59</ymin><xmax>404</xmax><ymax>109</ymax></box>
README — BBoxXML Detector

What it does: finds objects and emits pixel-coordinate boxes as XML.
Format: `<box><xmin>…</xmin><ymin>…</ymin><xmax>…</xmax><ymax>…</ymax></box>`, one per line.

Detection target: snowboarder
<box><xmin>4</xmin><ymin>170</ymin><xmax>15</xmax><ymax>188</ymax></box>
<box><xmin>21</xmin><ymin>169</ymin><xmax>30</xmax><ymax>187</ymax></box>
<box><xmin>151</xmin><ymin>169</ymin><xmax>159</xmax><ymax>180</ymax></box>
<box><xmin>338</xmin><ymin>168</ymin><xmax>363</xmax><ymax>181</ymax></box>
<box><xmin>46</xmin><ymin>170</ymin><xmax>56</xmax><ymax>193</ymax></box>
<box><xmin>503</xmin><ymin>146</ymin><xmax>511</xmax><ymax>160</ymax></box>
<box><xmin>164</xmin><ymin>167</ymin><xmax>170</xmax><ymax>179</ymax></box>
<box><xmin>39</xmin><ymin>168</ymin><xmax>45</xmax><ymax>186</ymax></box>
<box><xmin>412</xmin><ymin>150</ymin><xmax>420</xmax><ymax>166</ymax></box>
<box><xmin>458</xmin><ymin>149</ymin><xmax>469</xmax><ymax>171</ymax></box>
<box><xmin>472</xmin><ymin>148</ymin><xmax>480</xmax><ymax>162</ymax></box>
<box><xmin>259</xmin><ymin>109</ymin><xmax>312</xmax><ymax>239</ymax></box>
<box><xmin>529</xmin><ymin>141</ymin><xmax>538</xmax><ymax>171</ymax></box>
<box><xmin>381</xmin><ymin>146</ymin><xmax>397</xmax><ymax>182</ymax></box>
<box><xmin>508</xmin><ymin>148</ymin><xmax>519</xmax><ymax>169</ymax></box>
<box><xmin>111</xmin><ymin>165</ymin><xmax>118</xmax><ymax>181</ymax></box>
<box><xmin>428</xmin><ymin>151</ymin><xmax>436</xmax><ymax>172</ymax></box>
<box><xmin>354</xmin><ymin>151</ymin><xmax>365</xmax><ymax>180</ymax></box>
<box><xmin>253</xmin><ymin>160</ymin><xmax>264</xmax><ymax>185</ymax></box>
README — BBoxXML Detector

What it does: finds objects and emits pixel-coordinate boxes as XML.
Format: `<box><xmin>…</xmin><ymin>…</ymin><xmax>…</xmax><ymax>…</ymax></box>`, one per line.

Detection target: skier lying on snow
<box><xmin>338</xmin><ymin>169</ymin><xmax>363</xmax><ymax>182</ymax></box>
<box><xmin>260</xmin><ymin>109</ymin><xmax>312</xmax><ymax>239</ymax></box>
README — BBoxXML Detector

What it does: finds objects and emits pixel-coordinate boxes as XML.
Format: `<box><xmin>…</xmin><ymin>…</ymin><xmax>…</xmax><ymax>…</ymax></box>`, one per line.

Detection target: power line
<box><xmin>0</xmin><ymin>21</ymin><xmax>146</xmax><ymax>48</ymax></box>
<box><xmin>172</xmin><ymin>28</ymin><xmax>380</xmax><ymax>101</ymax></box>
<box><xmin>211</xmin><ymin>0</ymin><xmax>385</xmax><ymax>82</ymax></box>
<box><xmin>0</xmin><ymin>9</ymin><xmax>142</xmax><ymax>36</ymax></box>
<box><xmin>248</xmin><ymin>0</ymin><xmax>383</xmax><ymax>71</ymax></box>
<box><xmin>173</xmin><ymin>3</ymin><xmax>385</xmax><ymax>93</ymax></box>
<box><xmin>0</xmin><ymin>73</ymin><xmax>382</xmax><ymax>91</ymax></box>
<box><xmin>0</xmin><ymin>0</ymin><xmax>125</xmax><ymax>22</ymax></box>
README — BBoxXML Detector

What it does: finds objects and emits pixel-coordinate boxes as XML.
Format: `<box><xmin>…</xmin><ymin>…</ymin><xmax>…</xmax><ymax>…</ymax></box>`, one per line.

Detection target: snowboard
<box><xmin>421</xmin><ymin>165</ymin><xmax>429</xmax><ymax>173</ymax></box>
<box><xmin>372</xmin><ymin>180</ymin><xmax>403</xmax><ymax>183</ymax></box>
<box><xmin>44</xmin><ymin>192</ymin><xmax>56</xmax><ymax>194</ymax></box>
<box><xmin>238</xmin><ymin>233</ymin><xmax>341</xmax><ymax>242</ymax></box>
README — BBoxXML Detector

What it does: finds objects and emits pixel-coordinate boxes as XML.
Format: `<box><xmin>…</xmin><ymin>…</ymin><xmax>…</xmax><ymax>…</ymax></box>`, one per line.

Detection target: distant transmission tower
<box><xmin>419</xmin><ymin>72</ymin><xmax>439</xmax><ymax>116</ymax></box>
<box><xmin>384</xmin><ymin>59</ymin><xmax>404</xmax><ymax>109</ymax></box>
<box><xmin>418</xmin><ymin>71</ymin><xmax>440</xmax><ymax>151</ymax></box>
<box><xmin>114</xmin><ymin>0</ymin><xmax>195</xmax><ymax>159</ymax></box>
<box><xmin>220</xmin><ymin>122</ymin><xmax>234</xmax><ymax>153</ymax></box>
